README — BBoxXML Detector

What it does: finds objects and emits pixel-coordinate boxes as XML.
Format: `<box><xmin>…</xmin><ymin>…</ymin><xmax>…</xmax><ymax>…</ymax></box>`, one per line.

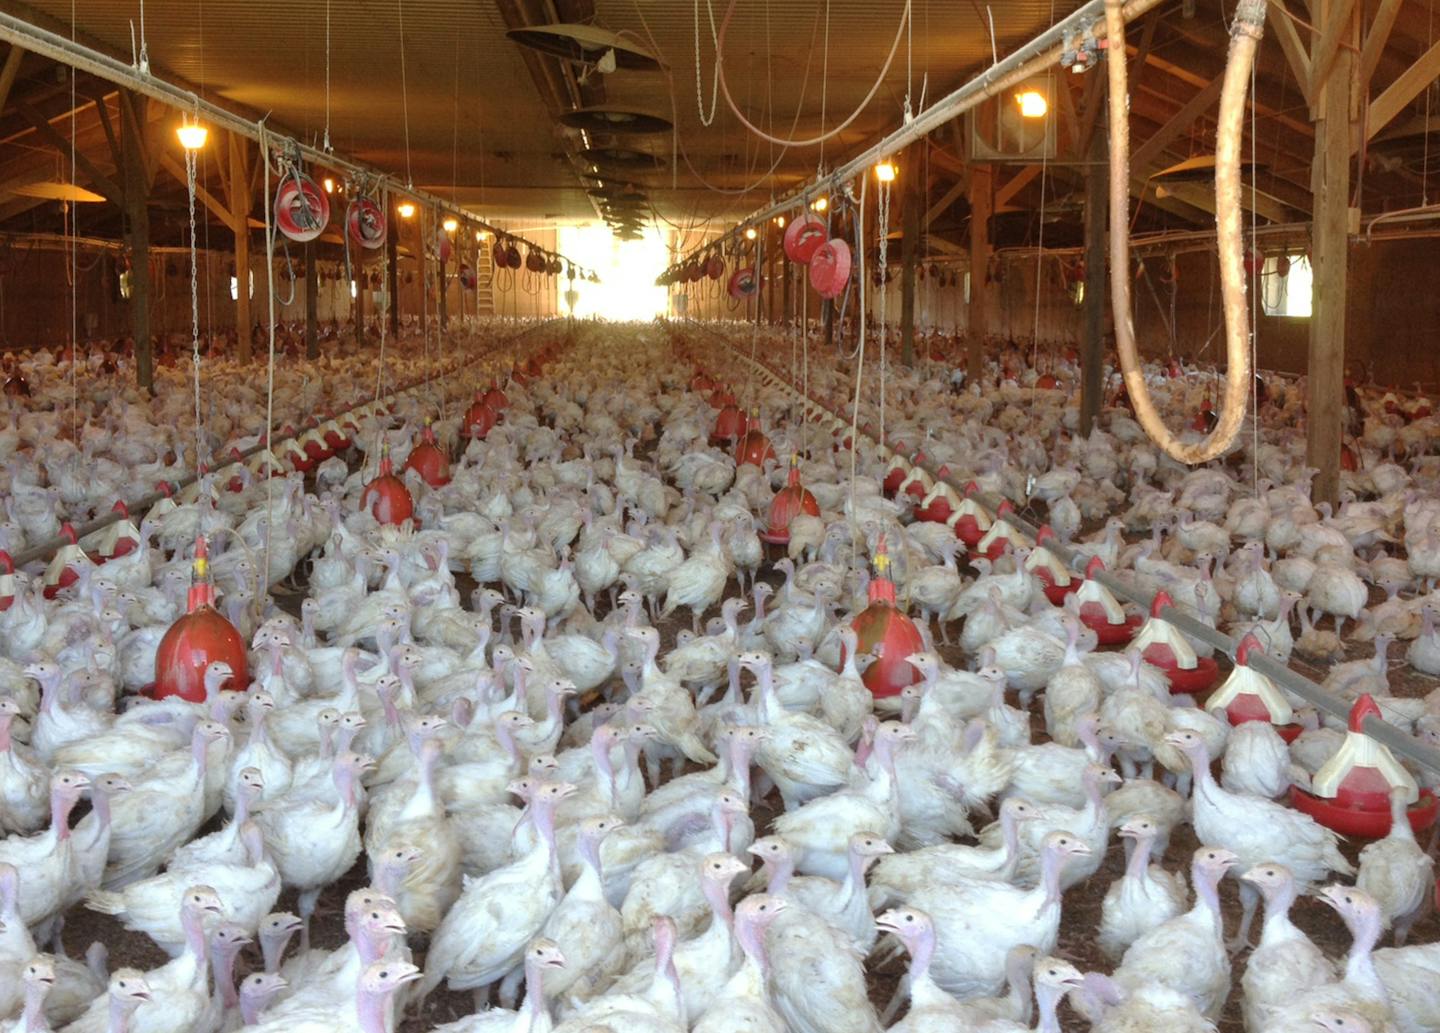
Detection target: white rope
<box><xmin>397</xmin><ymin>0</ymin><xmax>413</xmax><ymax>187</ymax></box>
<box><xmin>847</xmin><ymin>171</ymin><xmax>869</xmax><ymax>551</ymax></box>
<box><xmin>375</xmin><ymin>185</ymin><xmax>390</xmax><ymax>403</ymax></box>
<box><xmin>186</xmin><ymin>135</ymin><xmax>203</xmax><ymax>471</ymax></box>
<box><xmin>876</xmin><ymin>176</ymin><xmax>891</xmax><ymax>447</ymax></box>
<box><xmin>259</xmin><ymin>120</ymin><xmax>278</xmax><ymax>619</ymax></box>
<box><xmin>323</xmin><ymin>0</ymin><xmax>332</xmax><ymax>151</ymax></box>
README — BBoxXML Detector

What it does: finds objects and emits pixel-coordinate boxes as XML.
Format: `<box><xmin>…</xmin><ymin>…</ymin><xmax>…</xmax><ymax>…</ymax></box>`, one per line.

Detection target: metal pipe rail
<box><xmin>666</xmin><ymin>0</ymin><xmax>1165</xmax><ymax>269</ymax></box>
<box><xmin>678</xmin><ymin>319</ymin><xmax>1440</xmax><ymax>776</ymax></box>
<box><xmin>7</xmin><ymin>319</ymin><xmax>560</xmax><ymax>571</ymax></box>
<box><xmin>0</xmin><ymin>13</ymin><xmax>593</xmax><ymax>279</ymax></box>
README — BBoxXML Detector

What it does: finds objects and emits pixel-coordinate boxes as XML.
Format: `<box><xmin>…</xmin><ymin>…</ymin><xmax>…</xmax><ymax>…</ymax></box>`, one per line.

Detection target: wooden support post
<box><xmin>120</xmin><ymin>90</ymin><xmax>153</xmax><ymax>393</ymax></box>
<box><xmin>355</xmin><ymin>270</ymin><xmax>365</xmax><ymax>346</ymax></box>
<box><xmin>781</xmin><ymin>248</ymin><xmax>791</xmax><ymax>327</ymax></box>
<box><xmin>304</xmin><ymin>242</ymin><xmax>318</xmax><ymax>359</ymax></box>
<box><xmin>1081</xmin><ymin>105</ymin><xmax>1108</xmax><ymax>436</ymax></box>
<box><xmin>899</xmin><ymin>149</ymin><xmax>920</xmax><ymax>366</ymax></box>
<box><xmin>439</xmin><ymin>253</ymin><xmax>449</xmax><ymax>331</ymax></box>
<box><xmin>226</xmin><ymin>133</ymin><xmax>253</xmax><ymax>362</ymax></box>
<box><xmin>967</xmin><ymin>164</ymin><xmax>994</xmax><ymax>385</ymax></box>
<box><xmin>822</xmin><ymin>297</ymin><xmax>835</xmax><ymax>350</ymax></box>
<box><xmin>1306</xmin><ymin>5</ymin><xmax>1354</xmax><ymax>504</ymax></box>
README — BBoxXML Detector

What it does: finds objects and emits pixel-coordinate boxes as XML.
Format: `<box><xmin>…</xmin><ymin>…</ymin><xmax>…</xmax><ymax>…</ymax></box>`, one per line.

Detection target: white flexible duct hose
<box><xmin>1105</xmin><ymin>0</ymin><xmax>1264</xmax><ymax>463</ymax></box>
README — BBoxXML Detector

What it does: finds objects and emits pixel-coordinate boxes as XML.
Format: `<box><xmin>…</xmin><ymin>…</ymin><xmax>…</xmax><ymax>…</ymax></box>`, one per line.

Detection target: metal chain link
<box><xmin>186</xmin><ymin>143</ymin><xmax>203</xmax><ymax>472</ymax></box>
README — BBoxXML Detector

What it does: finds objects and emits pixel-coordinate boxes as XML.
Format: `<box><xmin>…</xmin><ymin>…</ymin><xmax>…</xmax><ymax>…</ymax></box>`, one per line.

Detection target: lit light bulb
<box><xmin>1016</xmin><ymin>90</ymin><xmax>1049</xmax><ymax>118</ymax></box>
<box><xmin>443</xmin><ymin>217</ymin><xmax>459</xmax><ymax>233</ymax></box>
<box><xmin>775</xmin><ymin>215</ymin><xmax>786</xmax><ymax>228</ymax></box>
<box><xmin>811</xmin><ymin>196</ymin><xmax>828</xmax><ymax>212</ymax></box>
<box><xmin>322</xmin><ymin>177</ymin><xmax>335</xmax><ymax>194</ymax></box>
<box><xmin>176</xmin><ymin>121</ymin><xmax>208</xmax><ymax>150</ymax></box>
<box><xmin>874</xmin><ymin>161</ymin><xmax>897</xmax><ymax>183</ymax></box>
<box><xmin>398</xmin><ymin>202</ymin><xmax>416</xmax><ymax>219</ymax></box>
<box><xmin>476</xmin><ymin>230</ymin><xmax>487</xmax><ymax>242</ymax></box>
<box><xmin>745</xmin><ymin>227</ymin><xmax>758</xmax><ymax>240</ymax></box>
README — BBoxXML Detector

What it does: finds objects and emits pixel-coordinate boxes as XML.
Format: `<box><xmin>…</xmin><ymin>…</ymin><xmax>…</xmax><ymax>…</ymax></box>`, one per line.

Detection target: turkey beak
<box><xmin>395</xmin><ymin>964</ymin><xmax>423</xmax><ymax>986</ymax></box>
<box><xmin>1160</xmin><ymin>732</ymin><xmax>1190</xmax><ymax>750</ymax></box>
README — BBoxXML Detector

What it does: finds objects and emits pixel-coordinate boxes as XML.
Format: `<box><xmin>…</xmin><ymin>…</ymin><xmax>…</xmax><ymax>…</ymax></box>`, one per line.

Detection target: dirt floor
<box><xmin>58</xmin><ymin>536</ymin><xmax>1440</xmax><ymax>1032</ymax></box>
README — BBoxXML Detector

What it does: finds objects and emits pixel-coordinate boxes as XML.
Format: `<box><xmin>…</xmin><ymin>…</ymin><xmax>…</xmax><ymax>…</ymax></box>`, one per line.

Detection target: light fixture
<box><xmin>1016</xmin><ymin>90</ymin><xmax>1049</xmax><ymax>118</ymax></box>
<box><xmin>874</xmin><ymin>161</ymin><xmax>897</xmax><ymax>183</ymax></box>
<box><xmin>176</xmin><ymin>120</ymin><xmax>208</xmax><ymax>151</ymax></box>
<box><xmin>443</xmin><ymin>217</ymin><xmax>459</xmax><ymax>233</ymax></box>
<box><xmin>476</xmin><ymin>230</ymin><xmax>488</xmax><ymax>242</ymax></box>
<box><xmin>745</xmin><ymin>227</ymin><xmax>758</xmax><ymax>240</ymax></box>
<box><xmin>322</xmin><ymin>176</ymin><xmax>335</xmax><ymax>194</ymax></box>
<box><xmin>398</xmin><ymin>202</ymin><xmax>416</xmax><ymax>219</ymax></box>
<box><xmin>775</xmin><ymin>215</ymin><xmax>786</xmax><ymax>228</ymax></box>
<box><xmin>811</xmin><ymin>196</ymin><xmax>828</xmax><ymax>212</ymax></box>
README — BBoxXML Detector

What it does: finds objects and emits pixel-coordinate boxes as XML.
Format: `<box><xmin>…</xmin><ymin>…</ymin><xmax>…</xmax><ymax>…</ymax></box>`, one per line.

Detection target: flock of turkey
<box><xmin>0</xmin><ymin>317</ymin><xmax>1438</xmax><ymax>1033</ymax></box>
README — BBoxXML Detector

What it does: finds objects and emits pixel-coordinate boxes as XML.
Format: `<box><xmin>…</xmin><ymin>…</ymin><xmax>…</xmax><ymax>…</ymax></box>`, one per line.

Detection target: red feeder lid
<box><xmin>404</xmin><ymin>422</ymin><xmax>451</xmax><ymax>487</ymax></box>
<box><xmin>735</xmin><ymin>415</ymin><xmax>776</xmax><ymax>468</ymax></box>
<box><xmin>761</xmin><ymin>456</ymin><xmax>821</xmax><ymax>544</ymax></box>
<box><xmin>150</xmin><ymin>536</ymin><xmax>249</xmax><ymax>703</ymax></box>
<box><xmin>361</xmin><ymin>446</ymin><xmax>416</xmax><ymax>526</ymax></box>
<box><xmin>712</xmin><ymin>404</ymin><xmax>749</xmax><ymax>443</ymax></box>
<box><xmin>846</xmin><ymin>536</ymin><xmax>924</xmax><ymax>699</ymax></box>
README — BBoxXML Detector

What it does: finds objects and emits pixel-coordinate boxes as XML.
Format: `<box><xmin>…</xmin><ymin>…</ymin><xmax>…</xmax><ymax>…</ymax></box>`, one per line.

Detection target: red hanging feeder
<box><xmin>845</xmin><ymin>536</ymin><xmax>924</xmax><ymax>702</ymax></box>
<box><xmin>735</xmin><ymin>413</ymin><xmax>776</xmax><ymax>468</ymax></box>
<box><xmin>147</xmin><ymin>537</ymin><xmax>248</xmax><ymax>703</ymax></box>
<box><xmin>360</xmin><ymin>445</ymin><xmax>416</xmax><ymax>526</ymax></box>
<box><xmin>404</xmin><ymin>421</ymin><xmax>451</xmax><ymax>487</ymax></box>
<box><xmin>1132</xmin><ymin>591</ymin><xmax>1219</xmax><ymax>695</ymax></box>
<box><xmin>483</xmin><ymin>380</ymin><xmax>510</xmax><ymax>412</ymax></box>
<box><xmin>1027</xmin><ymin>527</ymin><xmax>1078</xmax><ymax>606</ymax></box>
<box><xmin>43</xmin><ymin>524</ymin><xmax>92</xmax><ymax>600</ymax></box>
<box><xmin>728</xmin><ymin>267</ymin><xmax>759</xmax><ymax>300</ymax></box>
<box><xmin>0</xmin><ymin>551</ymin><xmax>14</xmax><ymax>613</ymax></box>
<box><xmin>274</xmin><ymin>173</ymin><xmax>331</xmax><ymax>243</ymax></box>
<box><xmin>1290</xmin><ymin>695</ymin><xmax>1438</xmax><ymax>837</ymax></box>
<box><xmin>1204</xmin><ymin>633</ymin><xmax>1303</xmax><ymax>742</ymax></box>
<box><xmin>760</xmin><ymin>455</ymin><xmax>821</xmax><ymax>545</ymax></box>
<box><xmin>1075</xmin><ymin>557</ymin><xmax>1143</xmax><ymax>645</ymax></box>
<box><xmin>711</xmin><ymin>403</ymin><xmax>748</xmax><ymax>445</ymax></box>
<box><xmin>783</xmin><ymin>212</ymin><xmax>828</xmax><ymax>264</ymax></box>
<box><xmin>463</xmin><ymin>391</ymin><xmax>499</xmax><ymax>440</ymax></box>
<box><xmin>809</xmin><ymin>238</ymin><xmax>851</xmax><ymax>299</ymax></box>
<box><xmin>708</xmin><ymin>387</ymin><xmax>737</xmax><ymax>411</ymax></box>
<box><xmin>691</xmin><ymin>371</ymin><xmax>715</xmax><ymax>394</ymax></box>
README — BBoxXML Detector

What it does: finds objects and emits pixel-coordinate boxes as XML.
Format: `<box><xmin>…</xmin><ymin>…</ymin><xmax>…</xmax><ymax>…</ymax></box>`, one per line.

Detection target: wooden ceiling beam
<box><xmin>1266</xmin><ymin>0</ymin><xmax>1314</xmax><ymax>106</ymax></box>
<box><xmin>924</xmin><ymin>174</ymin><xmax>969</xmax><ymax>228</ymax></box>
<box><xmin>994</xmin><ymin>165</ymin><xmax>1044</xmax><ymax>208</ymax></box>
<box><xmin>1130</xmin><ymin>74</ymin><xmax>1225</xmax><ymax>173</ymax></box>
<box><xmin>1366</xmin><ymin>36</ymin><xmax>1440</xmax><ymax>143</ymax></box>
<box><xmin>156</xmin><ymin>152</ymin><xmax>239</xmax><ymax>232</ymax></box>
<box><xmin>0</xmin><ymin>45</ymin><xmax>26</xmax><ymax>120</ymax></box>
<box><xmin>1358</xmin><ymin>0</ymin><xmax>1404</xmax><ymax>98</ymax></box>
<box><xmin>1307</xmin><ymin>0</ymin><xmax>1357</xmax><ymax>103</ymax></box>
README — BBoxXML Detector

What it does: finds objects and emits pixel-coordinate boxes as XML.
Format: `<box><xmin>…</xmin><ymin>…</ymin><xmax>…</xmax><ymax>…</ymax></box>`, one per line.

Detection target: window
<box><xmin>1261</xmin><ymin>254</ymin><xmax>1313</xmax><ymax>317</ymax></box>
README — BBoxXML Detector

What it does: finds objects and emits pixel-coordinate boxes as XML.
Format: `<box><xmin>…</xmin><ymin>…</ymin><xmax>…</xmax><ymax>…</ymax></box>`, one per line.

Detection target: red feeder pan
<box><xmin>404</xmin><ymin>423</ymin><xmax>451</xmax><ymax>487</ymax></box>
<box><xmin>708</xmin><ymin>388</ymin><xmax>736</xmax><ymax>411</ymax></box>
<box><xmin>361</xmin><ymin>447</ymin><xmax>416</xmax><ymax>526</ymax></box>
<box><xmin>946</xmin><ymin>484</ymin><xmax>992</xmax><ymax>548</ymax></box>
<box><xmin>483</xmin><ymin>381</ymin><xmax>510</xmax><ymax>412</ymax></box>
<box><xmin>43</xmin><ymin>524</ymin><xmax>89</xmax><ymax>600</ymax></box>
<box><xmin>846</xmin><ymin>536</ymin><xmax>924</xmax><ymax>700</ymax></box>
<box><xmin>148</xmin><ymin>537</ymin><xmax>248</xmax><ymax>703</ymax></box>
<box><xmin>882</xmin><ymin>456</ymin><xmax>911</xmax><ymax>497</ymax></box>
<box><xmin>1028</xmin><ymin>527</ymin><xmax>1077</xmax><ymax>605</ymax></box>
<box><xmin>915</xmin><ymin>481</ymin><xmax>961</xmax><ymax>524</ymax></box>
<box><xmin>760</xmin><ymin>456</ymin><xmax>821</xmax><ymax>545</ymax></box>
<box><xmin>1205</xmin><ymin>633</ymin><xmax>1303</xmax><ymax>742</ymax></box>
<box><xmin>1291</xmin><ymin>695</ymin><xmax>1439</xmax><ymax>837</ymax></box>
<box><xmin>1133</xmin><ymin>591</ymin><xmax>1220</xmax><ymax>695</ymax></box>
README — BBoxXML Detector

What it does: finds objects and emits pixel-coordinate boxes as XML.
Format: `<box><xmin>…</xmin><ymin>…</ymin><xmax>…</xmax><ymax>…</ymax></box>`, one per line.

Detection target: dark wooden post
<box><xmin>304</xmin><ymin>241</ymin><xmax>319</xmax><ymax>359</ymax></box>
<box><xmin>899</xmin><ymin>151</ymin><xmax>921</xmax><ymax>366</ymax></box>
<box><xmin>387</xmin><ymin>202</ymin><xmax>400</xmax><ymax>337</ymax></box>
<box><xmin>967</xmin><ymin>164</ymin><xmax>994</xmax><ymax>386</ymax></box>
<box><xmin>1081</xmin><ymin>106</ymin><xmax>1108</xmax><ymax>436</ymax></box>
<box><xmin>226</xmin><ymin>133</ymin><xmax>254</xmax><ymax>362</ymax></box>
<box><xmin>120</xmin><ymin>91</ymin><xmax>154</xmax><ymax>392</ymax></box>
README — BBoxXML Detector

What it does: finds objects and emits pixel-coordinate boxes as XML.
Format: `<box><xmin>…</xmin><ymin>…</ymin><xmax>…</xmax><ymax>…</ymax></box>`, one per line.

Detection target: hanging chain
<box><xmin>694</xmin><ymin>0</ymin><xmax>721</xmax><ymax>125</ymax></box>
<box><xmin>877</xmin><ymin>178</ymin><xmax>890</xmax><ymax>447</ymax></box>
<box><xmin>186</xmin><ymin>140</ymin><xmax>204</xmax><ymax>471</ymax></box>
<box><xmin>323</xmin><ymin>0</ymin><xmax>333</xmax><ymax>151</ymax></box>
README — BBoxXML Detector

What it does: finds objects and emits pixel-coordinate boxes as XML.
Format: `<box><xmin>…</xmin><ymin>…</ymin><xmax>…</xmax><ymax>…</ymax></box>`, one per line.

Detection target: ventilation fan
<box><xmin>506</xmin><ymin>24</ymin><xmax>663</xmax><ymax>71</ymax></box>
<box><xmin>968</xmin><ymin>75</ymin><xmax>1056</xmax><ymax>162</ymax></box>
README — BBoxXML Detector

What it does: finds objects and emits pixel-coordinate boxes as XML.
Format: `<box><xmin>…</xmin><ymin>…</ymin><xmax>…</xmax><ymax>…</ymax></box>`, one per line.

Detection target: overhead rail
<box><xmin>6</xmin><ymin>319</ymin><xmax>560</xmax><ymax>572</ymax></box>
<box><xmin>680</xmin><ymin>318</ymin><xmax>1440</xmax><ymax>777</ymax></box>
<box><xmin>665</xmin><ymin>0</ymin><xmax>1165</xmax><ymax>271</ymax></box>
<box><xmin>0</xmin><ymin>14</ymin><xmax>595</xmax><ymax>280</ymax></box>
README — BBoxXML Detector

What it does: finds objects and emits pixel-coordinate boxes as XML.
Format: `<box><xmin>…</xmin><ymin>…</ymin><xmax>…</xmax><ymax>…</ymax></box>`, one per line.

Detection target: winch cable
<box><xmin>1105</xmin><ymin>0</ymin><xmax>1260</xmax><ymax>464</ymax></box>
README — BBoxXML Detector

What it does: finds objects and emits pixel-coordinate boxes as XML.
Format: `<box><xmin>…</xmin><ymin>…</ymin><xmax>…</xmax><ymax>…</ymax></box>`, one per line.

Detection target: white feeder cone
<box><xmin>1024</xmin><ymin>545</ymin><xmax>1072</xmax><ymax>586</ymax></box>
<box><xmin>87</xmin><ymin>517</ymin><xmax>141</xmax><ymax>559</ymax></box>
<box><xmin>945</xmin><ymin>496</ymin><xmax>994</xmax><ymax>532</ymax></box>
<box><xmin>247</xmin><ymin>448</ymin><xmax>283</xmax><ymax>477</ymax></box>
<box><xmin>1205</xmin><ymin>664</ymin><xmax>1293</xmax><ymax>724</ymax></box>
<box><xmin>43</xmin><ymin>542</ymin><xmax>92</xmax><ymax>588</ymax></box>
<box><xmin>0</xmin><ymin>570</ymin><xmax>14</xmax><ymax>600</ymax></box>
<box><xmin>977</xmin><ymin>517</ymin><xmax>1033</xmax><ymax>554</ymax></box>
<box><xmin>1076</xmin><ymin>578</ymin><xmax>1127</xmax><ymax>624</ymax></box>
<box><xmin>1132</xmin><ymin>615</ymin><xmax>1199</xmax><ymax>670</ymax></box>
<box><xmin>919</xmin><ymin>481</ymin><xmax>961</xmax><ymax>513</ymax></box>
<box><xmin>899</xmin><ymin>466</ymin><xmax>934</xmax><ymax>495</ymax></box>
<box><xmin>145</xmin><ymin>496</ymin><xmax>179</xmax><ymax>524</ymax></box>
<box><xmin>1312</xmin><ymin>701</ymin><xmax>1419</xmax><ymax>804</ymax></box>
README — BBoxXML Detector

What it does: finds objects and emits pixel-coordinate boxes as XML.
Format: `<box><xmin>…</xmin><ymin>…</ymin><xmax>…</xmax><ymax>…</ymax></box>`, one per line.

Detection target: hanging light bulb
<box><xmin>811</xmin><ymin>196</ymin><xmax>828</xmax><ymax>212</ymax></box>
<box><xmin>476</xmin><ymin>229</ymin><xmax>488</xmax><ymax>242</ymax></box>
<box><xmin>745</xmin><ymin>227</ymin><xmax>758</xmax><ymax>240</ymax></box>
<box><xmin>775</xmin><ymin>215</ymin><xmax>786</xmax><ymax>228</ymax></box>
<box><xmin>322</xmin><ymin>176</ymin><xmax>335</xmax><ymax>193</ymax></box>
<box><xmin>176</xmin><ymin>119</ymin><xmax>208</xmax><ymax>151</ymax></box>
<box><xmin>874</xmin><ymin>161</ymin><xmax>897</xmax><ymax>183</ymax></box>
<box><xmin>1016</xmin><ymin>90</ymin><xmax>1049</xmax><ymax>118</ymax></box>
<box><xmin>443</xmin><ymin>217</ymin><xmax>459</xmax><ymax>233</ymax></box>
<box><xmin>397</xmin><ymin>202</ymin><xmax>416</xmax><ymax>219</ymax></box>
